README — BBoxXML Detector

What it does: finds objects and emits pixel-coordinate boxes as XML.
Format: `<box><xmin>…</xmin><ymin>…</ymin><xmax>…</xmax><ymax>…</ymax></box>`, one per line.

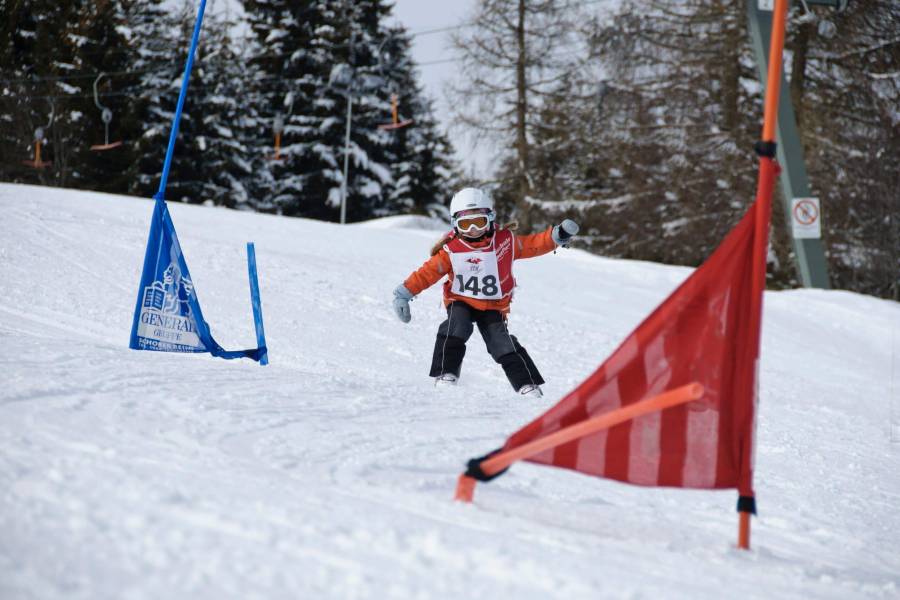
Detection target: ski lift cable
<box><xmin>1</xmin><ymin>27</ymin><xmax>428</xmax><ymax>85</ymax></box>
<box><xmin>0</xmin><ymin>39</ymin><xmax>510</xmax><ymax>88</ymax></box>
<box><xmin>9</xmin><ymin>39</ymin><xmax>600</xmax><ymax>104</ymax></box>
<box><xmin>0</xmin><ymin>64</ymin><xmax>180</xmax><ymax>85</ymax></box>
<box><xmin>12</xmin><ymin>34</ymin><xmax>595</xmax><ymax>100</ymax></box>
<box><xmin>0</xmin><ymin>44</ymin><xmax>387</xmax><ymax>86</ymax></box>
<box><xmin>7</xmin><ymin>71</ymin><xmax>327</xmax><ymax>102</ymax></box>
<box><xmin>8</xmin><ymin>46</ymin><xmax>575</xmax><ymax>102</ymax></box>
<box><xmin>3</xmin><ymin>40</ymin><xmax>581</xmax><ymax>91</ymax></box>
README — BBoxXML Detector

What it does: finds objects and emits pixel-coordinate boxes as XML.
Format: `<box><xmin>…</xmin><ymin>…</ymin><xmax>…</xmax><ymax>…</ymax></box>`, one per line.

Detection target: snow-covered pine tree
<box><xmin>0</xmin><ymin>0</ymin><xmax>51</xmax><ymax>184</ymax></box>
<box><xmin>62</xmin><ymin>0</ymin><xmax>136</xmax><ymax>194</ymax></box>
<box><xmin>287</xmin><ymin>0</ymin><xmax>398</xmax><ymax>221</ymax></box>
<box><xmin>322</xmin><ymin>0</ymin><xmax>398</xmax><ymax>221</ymax></box>
<box><xmin>148</xmin><ymin>0</ymin><xmax>215</xmax><ymax>204</ymax></box>
<box><xmin>377</xmin><ymin>26</ymin><xmax>457</xmax><ymax>218</ymax></box>
<box><xmin>0</xmin><ymin>0</ymin><xmax>81</xmax><ymax>187</ymax></box>
<box><xmin>241</xmin><ymin>0</ymin><xmax>331</xmax><ymax>216</ymax></box>
<box><xmin>0</xmin><ymin>0</ymin><xmax>147</xmax><ymax>192</ymax></box>
<box><xmin>242</xmin><ymin>0</ymin><xmax>456</xmax><ymax>221</ymax></box>
<box><xmin>123</xmin><ymin>0</ymin><xmax>245</xmax><ymax>206</ymax></box>
<box><xmin>196</xmin><ymin>33</ymin><xmax>260</xmax><ymax>209</ymax></box>
<box><xmin>176</xmin><ymin>5</ymin><xmax>258</xmax><ymax>208</ymax></box>
<box><xmin>2</xmin><ymin>0</ymin><xmax>456</xmax><ymax>221</ymax></box>
<box><xmin>386</xmin><ymin>97</ymin><xmax>459</xmax><ymax>219</ymax></box>
<box><xmin>124</xmin><ymin>0</ymin><xmax>182</xmax><ymax>199</ymax></box>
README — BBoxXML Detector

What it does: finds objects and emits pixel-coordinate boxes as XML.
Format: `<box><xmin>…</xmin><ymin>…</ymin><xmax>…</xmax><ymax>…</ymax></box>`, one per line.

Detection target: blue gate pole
<box><xmin>154</xmin><ymin>0</ymin><xmax>208</xmax><ymax>202</ymax></box>
<box><xmin>247</xmin><ymin>243</ymin><xmax>269</xmax><ymax>366</ymax></box>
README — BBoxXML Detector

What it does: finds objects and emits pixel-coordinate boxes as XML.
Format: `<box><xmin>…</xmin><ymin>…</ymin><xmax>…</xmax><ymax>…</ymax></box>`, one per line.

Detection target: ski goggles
<box><xmin>453</xmin><ymin>211</ymin><xmax>493</xmax><ymax>234</ymax></box>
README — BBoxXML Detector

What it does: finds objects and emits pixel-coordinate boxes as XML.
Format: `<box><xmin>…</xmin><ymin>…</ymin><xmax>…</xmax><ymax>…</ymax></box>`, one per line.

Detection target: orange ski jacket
<box><xmin>403</xmin><ymin>226</ymin><xmax>557</xmax><ymax>315</ymax></box>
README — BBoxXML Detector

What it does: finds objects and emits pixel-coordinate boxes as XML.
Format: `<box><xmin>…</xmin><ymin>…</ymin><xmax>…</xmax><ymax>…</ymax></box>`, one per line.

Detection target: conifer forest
<box><xmin>1</xmin><ymin>0</ymin><xmax>897</xmax><ymax>299</ymax></box>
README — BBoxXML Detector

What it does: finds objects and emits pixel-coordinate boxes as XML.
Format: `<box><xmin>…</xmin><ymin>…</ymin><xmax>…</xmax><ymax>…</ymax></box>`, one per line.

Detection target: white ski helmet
<box><xmin>449</xmin><ymin>187</ymin><xmax>493</xmax><ymax>218</ymax></box>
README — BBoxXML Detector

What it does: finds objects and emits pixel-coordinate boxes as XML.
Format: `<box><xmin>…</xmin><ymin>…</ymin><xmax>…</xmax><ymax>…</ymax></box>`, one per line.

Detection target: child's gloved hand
<box><xmin>552</xmin><ymin>219</ymin><xmax>579</xmax><ymax>247</ymax></box>
<box><xmin>393</xmin><ymin>285</ymin><xmax>414</xmax><ymax>323</ymax></box>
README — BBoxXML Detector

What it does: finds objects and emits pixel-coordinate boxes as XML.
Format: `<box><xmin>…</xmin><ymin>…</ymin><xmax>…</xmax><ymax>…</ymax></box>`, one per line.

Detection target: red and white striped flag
<box><xmin>505</xmin><ymin>198</ymin><xmax>769</xmax><ymax>497</ymax></box>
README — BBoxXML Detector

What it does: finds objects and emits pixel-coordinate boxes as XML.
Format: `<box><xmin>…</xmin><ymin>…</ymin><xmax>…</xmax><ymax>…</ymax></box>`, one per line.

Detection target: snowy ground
<box><xmin>1</xmin><ymin>183</ymin><xmax>898</xmax><ymax>600</ymax></box>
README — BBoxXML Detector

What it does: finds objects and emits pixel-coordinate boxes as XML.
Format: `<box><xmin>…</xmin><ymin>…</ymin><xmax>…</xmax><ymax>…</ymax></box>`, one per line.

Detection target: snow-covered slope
<box><xmin>1</xmin><ymin>183</ymin><xmax>898</xmax><ymax>600</ymax></box>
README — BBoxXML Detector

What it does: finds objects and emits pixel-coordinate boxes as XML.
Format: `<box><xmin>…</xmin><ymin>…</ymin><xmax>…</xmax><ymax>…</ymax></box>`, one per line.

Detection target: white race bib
<box><xmin>448</xmin><ymin>249</ymin><xmax>503</xmax><ymax>300</ymax></box>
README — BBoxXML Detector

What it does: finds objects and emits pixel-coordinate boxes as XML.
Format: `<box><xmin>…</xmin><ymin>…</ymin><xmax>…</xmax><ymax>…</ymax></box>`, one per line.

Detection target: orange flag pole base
<box><xmin>454</xmin><ymin>382</ymin><xmax>705</xmax><ymax>503</ymax></box>
<box><xmin>736</xmin><ymin>495</ymin><xmax>756</xmax><ymax>550</ymax></box>
<box><xmin>455</xmin><ymin>474</ymin><xmax>477</xmax><ymax>503</ymax></box>
<box><xmin>738</xmin><ymin>511</ymin><xmax>751</xmax><ymax>550</ymax></box>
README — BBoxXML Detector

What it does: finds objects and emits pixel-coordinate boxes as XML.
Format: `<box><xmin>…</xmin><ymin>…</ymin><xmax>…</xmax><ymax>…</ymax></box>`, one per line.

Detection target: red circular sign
<box><xmin>793</xmin><ymin>199</ymin><xmax>819</xmax><ymax>226</ymax></box>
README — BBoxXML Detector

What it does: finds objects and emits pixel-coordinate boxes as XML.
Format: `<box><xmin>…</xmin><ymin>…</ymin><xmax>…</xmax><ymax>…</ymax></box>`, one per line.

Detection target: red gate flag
<box><xmin>503</xmin><ymin>169</ymin><xmax>777</xmax><ymax>497</ymax></box>
<box><xmin>455</xmin><ymin>0</ymin><xmax>788</xmax><ymax>551</ymax></box>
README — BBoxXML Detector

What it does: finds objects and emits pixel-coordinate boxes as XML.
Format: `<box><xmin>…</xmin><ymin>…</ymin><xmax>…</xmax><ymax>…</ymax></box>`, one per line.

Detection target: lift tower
<box><xmin>746</xmin><ymin>0</ymin><xmax>846</xmax><ymax>288</ymax></box>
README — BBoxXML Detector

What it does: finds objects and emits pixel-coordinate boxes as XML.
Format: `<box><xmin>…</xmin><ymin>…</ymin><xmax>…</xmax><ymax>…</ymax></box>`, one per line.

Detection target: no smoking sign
<box><xmin>791</xmin><ymin>197</ymin><xmax>821</xmax><ymax>239</ymax></box>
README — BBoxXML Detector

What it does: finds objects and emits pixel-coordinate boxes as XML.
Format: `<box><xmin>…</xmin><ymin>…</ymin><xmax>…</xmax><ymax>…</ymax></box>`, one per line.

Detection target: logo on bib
<box><xmin>496</xmin><ymin>237</ymin><xmax>512</xmax><ymax>260</ymax></box>
<box><xmin>136</xmin><ymin>262</ymin><xmax>203</xmax><ymax>350</ymax></box>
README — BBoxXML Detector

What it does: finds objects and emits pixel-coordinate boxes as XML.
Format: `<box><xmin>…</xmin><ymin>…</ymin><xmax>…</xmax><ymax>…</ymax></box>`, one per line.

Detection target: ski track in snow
<box><xmin>1</xmin><ymin>184</ymin><xmax>899</xmax><ymax>599</ymax></box>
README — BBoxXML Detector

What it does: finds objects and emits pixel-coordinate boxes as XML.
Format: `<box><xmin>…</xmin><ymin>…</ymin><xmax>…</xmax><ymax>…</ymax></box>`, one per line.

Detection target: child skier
<box><xmin>392</xmin><ymin>187</ymin><xmax>579</xmax><ymax>397</ymax></box>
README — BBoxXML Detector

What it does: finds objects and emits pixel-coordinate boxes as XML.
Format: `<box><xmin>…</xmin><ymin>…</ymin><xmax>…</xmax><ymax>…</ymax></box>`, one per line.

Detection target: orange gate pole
<box><xmin>738</xmin><ymin>0</ymin><xmax>790</xmax><ymax>552</ymax></box>
<box><xmin>762</xmin><ymin>0</ymin><xmax>788</xmax><ymax>142</ymax></box>
<box><xmin>761</xmin><ymin>0</ymin><xmax>788</xmax><ymax>144</ymax></box>
<box><xmin>455</xmin><ymin>382</ymin><xmax>705</xmax><ymax>502</ymax></box>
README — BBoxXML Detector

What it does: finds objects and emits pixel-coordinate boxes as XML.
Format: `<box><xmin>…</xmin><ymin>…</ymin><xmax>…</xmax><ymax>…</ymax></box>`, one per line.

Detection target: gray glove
<box><xmin>393</xmin><ymin>284</ymin><xmax>414</xmax><ymax>323</ymax></box>
<box><xmin>552</xmin><ymin>219</ymin><xmax>579</xmax><ymax>246</ymax></box>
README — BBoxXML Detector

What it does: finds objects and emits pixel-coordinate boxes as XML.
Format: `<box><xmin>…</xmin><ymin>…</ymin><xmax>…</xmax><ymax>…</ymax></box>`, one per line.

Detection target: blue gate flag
<box><xmin>128</xmin><ymin>0</ymin><xmax>266</xmax><ymax>364</ymax></box>
<box><xmin>129</xmin><ymin>199</ymin><xmax>267</xmax><ymax>362</ymax></box>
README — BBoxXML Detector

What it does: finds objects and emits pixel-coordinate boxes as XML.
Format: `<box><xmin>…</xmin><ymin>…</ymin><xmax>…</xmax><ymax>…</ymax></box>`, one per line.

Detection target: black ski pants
<box><xmin>429</xmin><ymin>301</ymin><xmax>545</xmax><ymax>391</ymax></box>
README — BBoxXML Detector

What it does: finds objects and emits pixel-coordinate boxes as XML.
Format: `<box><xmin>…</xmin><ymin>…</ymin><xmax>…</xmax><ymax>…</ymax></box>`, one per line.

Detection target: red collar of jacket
<box><xmin>449</xmin><ymin>229</ymin><xmax>494</xmax><ymax>248</ymax></box>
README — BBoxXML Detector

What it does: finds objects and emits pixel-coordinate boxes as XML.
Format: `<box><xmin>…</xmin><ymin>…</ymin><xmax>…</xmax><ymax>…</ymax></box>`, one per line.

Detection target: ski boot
<box><xmin>434</xmin><ymin>373</ymin><xmax>459</xmax><ymax>387</ymax></box>
<box><xmin>518</xmin><ymin>384</ymin><xmax>543</xmax><ymax>398</ymax></box>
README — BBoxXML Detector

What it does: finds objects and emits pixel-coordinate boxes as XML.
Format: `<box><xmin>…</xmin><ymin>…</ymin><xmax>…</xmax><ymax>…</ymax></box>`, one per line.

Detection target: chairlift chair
<box><xmin>22</xmin><ymin>126</ymin><xmax>52</xmax><ymax>169</ymax></box>
<box><xmin>378</xmin><ymin>93</ymin><xmax>413</xmax><ymax>131</ymax></box>
<box><xmin>90</xmin><ymin>73</ymin><xmax>123</xmax><ymax>151</ymax></box>
<box><xmin>268</xmin><ymin>92</ymin><xmax>294</xmax><ymax>161</ymax></box>
<box><xmin>269</xmin><ymin>113</ymin><xmax>286</xmax><ymax>161</ymax></box>
<box><xmin>22</xmin><ymin>102</ymin><xmax>54</xmax><ymax>169</ymax></box>
<box><xmin>374</xmin><ymin>35</ymin><xmax>413</xmax><ymax>132</ymax></box>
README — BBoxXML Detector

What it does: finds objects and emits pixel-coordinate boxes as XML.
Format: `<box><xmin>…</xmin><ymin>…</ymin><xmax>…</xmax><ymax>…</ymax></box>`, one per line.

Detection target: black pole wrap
<box><xmin>464</xmin><ymin>448</ymin><xmax>509</xmax><ymax>482</ymax></box>
<box><xmin>754</xmin><ymin>140</ymin><xmax>777</xmax><ymax>158</ymax></box>
<box><xmin>737</xmin><ymin>495</ymin><xmax>758</xmax><ymax>515</ymax></box>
